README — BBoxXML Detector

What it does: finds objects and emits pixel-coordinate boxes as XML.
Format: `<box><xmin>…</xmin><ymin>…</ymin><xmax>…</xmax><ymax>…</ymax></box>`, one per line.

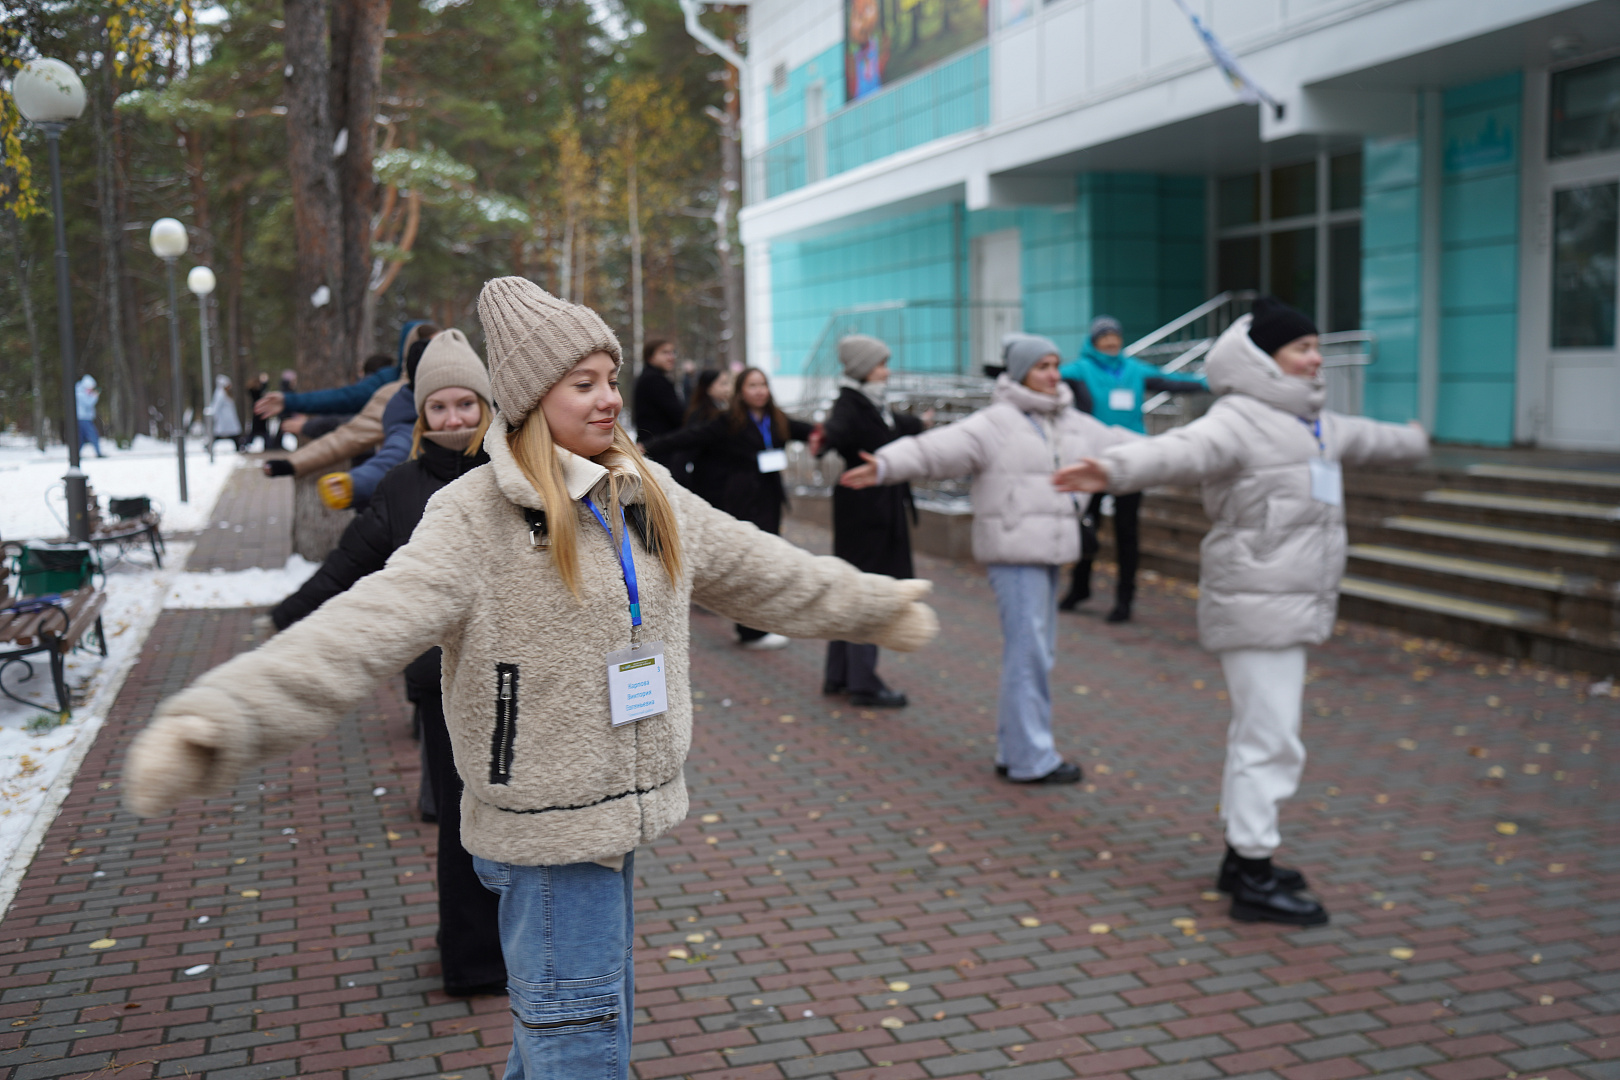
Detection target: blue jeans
<box><xmin>77</xmin><ymin>419</ymin><xmax>103</xmax><ymax>457</ymax></box>
<box><xmin>472</xmin><ymin>853</ymin><xmax>635</xmax><ymax>1080</ymax></box>
<box><xmin>987</xmin><ymin>564</ymin><xmax>1063</xmax><ymax>780</ymax></box>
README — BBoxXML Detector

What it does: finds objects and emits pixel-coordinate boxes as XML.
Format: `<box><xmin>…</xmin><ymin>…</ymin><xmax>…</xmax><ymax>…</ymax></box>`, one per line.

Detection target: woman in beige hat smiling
<box><xmin>121</xmin><ymin>277</ymin><xmax>939</xmax><ymax>1080</ymax></box>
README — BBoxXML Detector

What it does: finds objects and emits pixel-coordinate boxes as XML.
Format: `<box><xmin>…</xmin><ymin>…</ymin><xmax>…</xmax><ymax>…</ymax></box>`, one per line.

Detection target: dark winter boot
<box><xmin>1228</xmin><ymin>854</ymin><xmax>1328</xmax><ymax>926</ymax></box>
<box><xmin>1059</xmin><ymin>561</ymin><xmax>1093</xmax><ymax>612</ymax></box>
<box><xmin>1105</xmin><ymin>582</ymin><xmax>1134</xmax><ymax>623</ymax></box>
<box><xmin>1217</xmin><ymin>844</ymin><xmax>1306</xmax><ymax>894</ymax></box>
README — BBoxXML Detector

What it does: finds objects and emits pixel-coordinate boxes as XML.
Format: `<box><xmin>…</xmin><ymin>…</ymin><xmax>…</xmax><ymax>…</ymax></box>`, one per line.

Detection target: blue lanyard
<box><xmin>754</xmin><ymin>414</ymin><xmax>774</xmax><ymax>450</ymax></box>
<box><xmin>582</xmin><ymin>496</ymin><xmax>641</xmax><ymax>631</ymax></box>
<box><xmin>1299</xmin><ymin>417</ymin><xmax>1324</xmax><ymax>453</ymax></box>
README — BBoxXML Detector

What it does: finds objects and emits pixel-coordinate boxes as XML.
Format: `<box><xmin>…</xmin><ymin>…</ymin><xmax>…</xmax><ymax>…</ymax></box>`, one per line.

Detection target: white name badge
<box><xmin>756</xmin><ymin>448</ymin><xmax>788</xmax><ymax>473</ymax></box>
<box><xmin>1108</xmin><ymin>387</ymin><xmax>1136</xmax><ymax>411</ymax></box>
<box><xmin>606</xmin><ymin>641</ymin><xmax>668</xmax><ymax>727</ymax></box>
<box><xmin>1309</xmin><ymin>457</ymin><xmax>1343</xmax><ymax>506</ymax></box>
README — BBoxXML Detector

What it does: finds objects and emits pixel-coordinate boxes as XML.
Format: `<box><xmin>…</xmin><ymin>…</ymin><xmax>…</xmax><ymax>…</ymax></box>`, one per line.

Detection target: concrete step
<box><xmin>1361</xmin><ymin>516</ymin><xmax>1620</xmax><ymax>577</ymax></box>
<box><xmin>1338</xmin><ymin>575</ymin><xmax>1620</xmax><ymax>676</ymax></box>
<box><xmin>1413</xmin><ymin>489</ymin><xmax>1620</xmax><ymax>539</ymax></box>
<box><xmin>1346</xmin><ymin>543</ymin><xmax>1619</xmax><ymax>630</ymax></box>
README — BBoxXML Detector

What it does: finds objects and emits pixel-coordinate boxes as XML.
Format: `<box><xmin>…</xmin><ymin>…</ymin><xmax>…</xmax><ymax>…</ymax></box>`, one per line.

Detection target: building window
<box><xmin>1551</xmin><ymin>181</ymin><xmax>1618</xmax><ymax>348</ymax></box>
<box><xmin>1550</xmin><ymin>55</ymin><xmax>1620</xmax><ymax>161</ymax></box>
<box><xmin>1214</xmin><ymin>151</ymin><xmax>1363</xmax><ymax>331</ymax></box>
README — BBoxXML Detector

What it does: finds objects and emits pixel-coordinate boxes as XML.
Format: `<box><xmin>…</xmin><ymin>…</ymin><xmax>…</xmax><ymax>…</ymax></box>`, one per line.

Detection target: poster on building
<box><xmin>846</xmin><ymin>0</ymin><xmax>988</xmax><ymax>102</ymax></box>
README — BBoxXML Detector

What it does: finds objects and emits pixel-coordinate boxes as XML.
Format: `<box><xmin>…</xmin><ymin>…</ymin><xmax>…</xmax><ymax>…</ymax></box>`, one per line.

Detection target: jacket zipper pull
<box><xmin>500</xmin><ymin>672</ymin><xmax>512</xmax><ymax>701</ymax></box>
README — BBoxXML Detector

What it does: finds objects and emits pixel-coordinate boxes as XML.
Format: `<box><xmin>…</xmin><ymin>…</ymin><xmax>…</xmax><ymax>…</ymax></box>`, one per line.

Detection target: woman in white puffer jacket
<box><xmin>1055</xmin><ymin>297</ymin><xmax>1427</xmax><ymax>927</ymax></box>
<box><xmin>842</xmin><ymin>334</ymin><xmax>1137</xmax><ymax>785</ymax></box>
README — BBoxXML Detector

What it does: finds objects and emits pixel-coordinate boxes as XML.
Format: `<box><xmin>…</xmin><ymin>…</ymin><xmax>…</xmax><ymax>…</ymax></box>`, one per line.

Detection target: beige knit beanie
<box><xmin>838</xmin><ymin>334</ymin><xmax>890</xmax><ymax>381</ymax></box>
<box><xmin>477</xmin><ymin>276</ymin><xmax>623</xmax><ymax>426</ymax></box>
<box><xmin>413</xmin><ymin>329</ymin><xmax>492</xmax><ymax>414</ymax></box>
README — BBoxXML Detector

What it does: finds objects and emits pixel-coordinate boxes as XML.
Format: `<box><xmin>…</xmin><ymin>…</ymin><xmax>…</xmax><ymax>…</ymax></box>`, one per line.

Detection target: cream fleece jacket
<box><xmin>124</xmin><ymin>419</ymin><xmax>938</xmax><ymax>867</ymax></box>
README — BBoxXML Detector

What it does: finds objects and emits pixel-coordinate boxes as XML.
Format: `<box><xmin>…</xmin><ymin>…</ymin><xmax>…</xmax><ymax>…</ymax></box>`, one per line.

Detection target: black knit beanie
<box><xmin>1248</xmin><ymin>296</ymin><xmax>1318</xmax><ymax>357</ymax></box>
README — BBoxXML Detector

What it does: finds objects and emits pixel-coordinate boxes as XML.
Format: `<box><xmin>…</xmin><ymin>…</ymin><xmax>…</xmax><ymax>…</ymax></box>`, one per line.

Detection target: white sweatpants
<box><xmin>1218</xmin><ymin>646</ymin><xmax>1307</xmax><ymax>859</ymax></box>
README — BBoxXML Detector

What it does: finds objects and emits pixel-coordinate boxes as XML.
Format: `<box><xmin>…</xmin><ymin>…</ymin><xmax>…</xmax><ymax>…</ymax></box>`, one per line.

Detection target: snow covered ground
<box><xmin>0</xmin><ymin>433</ymin><xmax>243</xmax><ymax>542</ymax></box>
<box><xmin>164</xmin><ymin>555</ymin><xmax>320</xmax><ymax>608</ymax></box>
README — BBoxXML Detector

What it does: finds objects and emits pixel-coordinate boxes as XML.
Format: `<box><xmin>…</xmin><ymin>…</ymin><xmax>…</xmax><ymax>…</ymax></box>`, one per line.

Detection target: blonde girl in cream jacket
<box><xmin>123</xmin><ymin>278</ymin><xmax>938</xmax><ymax>1080</ymax></box>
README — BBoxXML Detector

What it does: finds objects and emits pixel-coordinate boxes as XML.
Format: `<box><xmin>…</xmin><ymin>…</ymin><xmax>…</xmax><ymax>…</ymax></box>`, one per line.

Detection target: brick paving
<box><xmin>0</xmin><ymin>481</ymin><xmax>1615</xmax><ymax>1080</ymax></box>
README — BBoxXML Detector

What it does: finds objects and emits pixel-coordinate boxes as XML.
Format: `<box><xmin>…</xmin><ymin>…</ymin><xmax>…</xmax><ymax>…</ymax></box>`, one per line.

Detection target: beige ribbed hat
<box><xmin>838</xmin><ymin>334</ymin><xmax>891</xmax><ymax>381</ymax></box>
<box><xmin>413</xmin><ymin>329</ymin><xmax>492</xmax><ymax>414</ymax></box>
<box><xmin>477</xmin><ymin>276</ymin><xmax>623</xmax><ymax>426</ymax></box>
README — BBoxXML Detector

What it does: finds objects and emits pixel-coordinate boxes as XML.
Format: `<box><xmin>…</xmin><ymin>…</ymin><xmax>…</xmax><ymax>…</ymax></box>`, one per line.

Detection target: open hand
<box><xmin>1053</xmin><ymin>458</ymin><xmax>1110</xmax><ymax>493</ymax></box>
<box><xmin>839</xmin><ymin>451</ymin><xmax>881</xmax><ymax>489</ymax></box>
<box><xmin>123</xmin><ymin>713</ymin><xmax>224</xmax><ymax>817</ymax></box>
<box><xmin>279</xmin><ymin>414</ymin><xmax>307</xmax><ymax>436</ymax></box>
<box><xmin>253</xmin><ymin>391</ymin><xmax>286</xmax><ymax>418</ymax></box>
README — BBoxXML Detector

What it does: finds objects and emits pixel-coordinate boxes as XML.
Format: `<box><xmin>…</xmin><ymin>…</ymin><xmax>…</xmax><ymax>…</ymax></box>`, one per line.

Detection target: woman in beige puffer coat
<box><xmin>1056</xmin><ymin>297</ymin><xmax>1427</xmax><ymax>928</ymax></box>
<box><xmin>843</xmin><ymin>334</ymin><xmax>1137</xmax><ymax>786</ymax></box>
<box><xmin>122</xmin><ymin>278</ymin><xmax>939</xmax><ymax>1080</ymax></box>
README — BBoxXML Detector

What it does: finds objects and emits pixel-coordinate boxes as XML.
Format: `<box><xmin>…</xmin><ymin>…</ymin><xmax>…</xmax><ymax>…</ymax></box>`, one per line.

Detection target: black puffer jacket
<box><xmin>272</xmin><ymin>435</ymin><xmax>490</xmax><ymax>699</ymax></box>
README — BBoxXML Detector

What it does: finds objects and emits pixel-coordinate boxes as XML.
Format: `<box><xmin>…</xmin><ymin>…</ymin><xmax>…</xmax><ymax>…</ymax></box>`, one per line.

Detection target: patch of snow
<box><xmin>163</xmin><ymin>556</ymin><xmax>320</xmax><ymax>609</ymax></box>
<box><xmin>0</xmin><ymin>434</ymin><xmax>246</xmax><ymax>541</ymax></box>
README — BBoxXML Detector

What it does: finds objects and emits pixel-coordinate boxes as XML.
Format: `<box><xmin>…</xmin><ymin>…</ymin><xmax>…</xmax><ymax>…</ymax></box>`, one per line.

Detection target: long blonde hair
<box><xmin>410</xmin><ymin>397</ymin><xmax>493</xmax><ymax>460</ymax></box>
<box><xmin>507</xmin><ymin>412</ymin><xmax>683</xmax><ymax>597</ymax></box>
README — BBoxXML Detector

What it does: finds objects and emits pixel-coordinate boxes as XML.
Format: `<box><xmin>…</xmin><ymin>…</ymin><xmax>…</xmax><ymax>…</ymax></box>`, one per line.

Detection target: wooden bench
<box><xmin>0</xmin><ymin>566</ymin><xmax>108</xmax><ymax>719</ymax></box>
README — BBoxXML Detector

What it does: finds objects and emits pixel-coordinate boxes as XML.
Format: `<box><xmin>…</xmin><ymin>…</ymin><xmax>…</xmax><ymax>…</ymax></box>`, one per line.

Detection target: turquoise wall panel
<box><xmin>767</xmin><ymin>44</ymin><xmax>846</xmax><ymax>144</ymax></box>
<box><xmin>1435</xmin><ymin>380</ymin><xmax>1516</xmax><ymax>445</ymax></box>
<box><xmin>1361</xmin><ymin>135</ymin><xmax>1422</xmax><ymax>423</ymax></box>
<box><xmin>1435</xmin><ymin>71</ymin><xmax>1520</xmax><ymax>445</ymax></box>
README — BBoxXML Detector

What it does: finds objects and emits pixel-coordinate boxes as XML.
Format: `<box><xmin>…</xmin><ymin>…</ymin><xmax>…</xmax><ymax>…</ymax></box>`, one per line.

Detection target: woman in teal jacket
<box><xmin>1058</xmin><ymin>315</ymin><xmax>1207</xmax><ymax>621</ymax></box>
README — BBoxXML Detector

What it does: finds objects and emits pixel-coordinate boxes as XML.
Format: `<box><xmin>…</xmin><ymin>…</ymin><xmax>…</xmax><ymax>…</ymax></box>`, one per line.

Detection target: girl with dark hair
<box><xmin>646</xmin><ymin>367</ymin><xmax>815</xmax><ymax>649</ymax></box>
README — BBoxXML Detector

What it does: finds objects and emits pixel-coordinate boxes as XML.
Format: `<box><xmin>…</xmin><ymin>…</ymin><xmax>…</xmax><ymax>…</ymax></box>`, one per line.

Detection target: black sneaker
<box><xmin>850</xmin><ymin>688</ymin><xmax>907</xmax><ymax>708</ymax></box>
<box><xmin>1217</xmin><ymin>846</ymin><xmax>1306</xmax><ymax>894</ymax></box>
<box><xmin>1005</xmin><ymin>761</ymin><xmax>1083</xmax><ymax>785</ymax></box>
<box><xmin>1228</xmin><ymin>862</ymin><xmax>1329</xmax><ymax>926</ymax></box>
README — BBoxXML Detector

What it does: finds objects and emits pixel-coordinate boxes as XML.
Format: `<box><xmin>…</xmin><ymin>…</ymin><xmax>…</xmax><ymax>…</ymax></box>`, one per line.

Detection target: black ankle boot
<box><xmin>1105</xmin><ymin>583</ymin><xmax>1134</xmax><ymax>623</ymax></box>
<box><xmin>1059</xmin><ymin>563</ymin><xmax>1093</xmax><ymax>612</ymax></box>
<box><xmin>1217</xmin><ymin>845</ymin><xmax>1306</xmax><ymax>894</ymax></box>
<box><xmin>1228</xmin><ymin>855</ymin><xmax>1328</xmax><ymax>926</ymax></box>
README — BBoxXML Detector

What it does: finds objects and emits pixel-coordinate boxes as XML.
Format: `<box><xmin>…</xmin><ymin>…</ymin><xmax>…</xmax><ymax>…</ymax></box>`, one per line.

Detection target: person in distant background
<box><xmin>677</xmin><ymin>370</ymin><xmax>733</xmax><ymax>504</ymax></box>
<box><xmin>209</xmin><ymin>375</ymin><xmax>244</xmax><ymax>451</ymax></box>
<box><xmin>1059</xmin><ymin>315</ymin><xmax>1208</xmax><ymax>622</ymax></box>
<box><xmin>75</xmin><ymin>374</ymin><xmax>105</xmax><ymax>458</ymax></box>
<box><xmin>634</xmin><ymin>339</ymin><xmax>686</xmax><ymax>464</ymax></box>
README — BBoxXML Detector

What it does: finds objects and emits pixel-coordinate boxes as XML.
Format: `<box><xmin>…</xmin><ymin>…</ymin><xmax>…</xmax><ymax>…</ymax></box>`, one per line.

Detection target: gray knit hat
<box><xmin>838</xmin><ymin>334</ymin><xmax>891</xmax><ymax>381</ymax></box>
<box><xmin>1001</xmin><ymin>333</ymin><xmax>1062</xmax><ymax>384</ymax></box>
<box><xmin>1089</xmin><ymin>315</ymin><xmax>1123</xmax><ymax>342</ymax></box>
<box><xmin>476</xmin><ymin>276</ymin><xmax>623</xmax><ymax>426</ymax></box>
<box><xmin>413</xmin><ymin>329</ymin><xmax>492</xmax><ymax>414</ymax></box>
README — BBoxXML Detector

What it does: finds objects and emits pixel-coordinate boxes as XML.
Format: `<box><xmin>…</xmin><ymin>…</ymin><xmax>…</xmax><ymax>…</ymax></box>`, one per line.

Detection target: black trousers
<box><xmin>419</xmin><ymin>693</ymin><xmax>508</xmax><ymax>993</ymax></box>
<box><xmin>825</xmin><ymin>641</ymin><xmax>885</xmax><ymax>693</ymax></box>
<box><xmin>1070</xmin><ymin>491</ymin><xmax>1142</xmax><ymax>604</ymax></box>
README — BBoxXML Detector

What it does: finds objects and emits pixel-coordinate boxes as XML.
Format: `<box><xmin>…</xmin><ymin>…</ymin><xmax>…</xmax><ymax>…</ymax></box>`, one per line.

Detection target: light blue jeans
<box><xmin>472</xmin><ymin>853</ymin><xmax>635</xmax><ymax>1080</ymax></box>
<box><xmin>987</xmin><ymin>564</ymin><xmax>1064</xmax><ymax>780</ymax></box>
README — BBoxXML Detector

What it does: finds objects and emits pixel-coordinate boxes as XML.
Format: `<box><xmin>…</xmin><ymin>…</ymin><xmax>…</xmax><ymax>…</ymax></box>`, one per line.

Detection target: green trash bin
<box><xmin>15</xmin><ymin>545</ymin><xmax>95</xmax><ymax>597</ymax></box>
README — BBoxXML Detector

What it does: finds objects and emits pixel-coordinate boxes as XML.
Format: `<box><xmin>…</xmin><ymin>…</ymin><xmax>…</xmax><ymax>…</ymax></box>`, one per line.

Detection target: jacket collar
<box><xmin>484</xmin><ymin>410</ymin><xmax>645</xmax><ymax>511</ymax></box>
<box><xmin>1081</xmin><ymin>341</ymin><xmax>1125</xmax><ymax>374</ymax></box>
<box><xmin>1204</xmin><ymin>315</ymin><xmax>1325</xmax><ymax>420</ymax></box>
<box><xmin>992</xmin><ymin>373</ymin><xmax>1073</xmax><ymax>415</ymax></box>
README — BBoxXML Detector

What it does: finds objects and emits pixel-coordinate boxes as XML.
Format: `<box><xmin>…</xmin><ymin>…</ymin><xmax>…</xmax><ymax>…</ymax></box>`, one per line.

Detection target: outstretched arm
<box><xmin>1334</xmin><ymin>416</ymin><xmax>1428</xmax><ymax>468</ymax></box>
<box><xmin>1089</xmin><ymin>407</ymin><xmax>1248</xmax><ymax>494</ymax></box>
<box><xmin>673</xmin><ymin>483</ymin><xmax>937</xmax><ymax>651</ymax></box>
<box><xmin>124</xmin><ymin>495</ymin><xmax>475</xmax><ymax>817</ymax></box>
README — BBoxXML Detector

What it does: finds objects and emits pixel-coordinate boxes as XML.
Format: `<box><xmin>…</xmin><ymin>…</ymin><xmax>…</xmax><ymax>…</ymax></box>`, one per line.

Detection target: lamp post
<box><xmin>13</xmin><ymin>58</ymin><xmax>91</xmax><ymax>541</ymax></box>
<box><xmin>150</xmin><ymin>217</ymin><xmax>189</xmax><ymax>502</ymax></box>
<box><xmin>187</xmin><ymin>265</ymin><xmax>217</xmax><ymax>464</ymax></box>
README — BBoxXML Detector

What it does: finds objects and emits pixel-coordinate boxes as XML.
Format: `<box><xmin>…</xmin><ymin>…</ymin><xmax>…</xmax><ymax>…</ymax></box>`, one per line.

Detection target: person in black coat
<box><xmin>818</xmin><ymin>335</ymin><xmax>927</xmax><ymax>707</ymax></box>
<box><xmin>646</xmin><ymin>366</ymin><xmax>814</xmax><ymax>650</ymax></box>
<box><xmin>268</xmin><ymin>362</ymin><xmax>506</xmax><ymax>999</ymax></box>
<box><xmin>634</xmin><ymin>339</ymin><xmax>687</xmax><ymax>453</ymax></box>
<box><xmin>678</xmin><ymin>369</ymin><xmax>733</xmax><ymax>503</ymax></box>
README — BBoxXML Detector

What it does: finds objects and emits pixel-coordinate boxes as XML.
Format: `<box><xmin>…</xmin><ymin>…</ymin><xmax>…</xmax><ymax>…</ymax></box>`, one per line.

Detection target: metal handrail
<box><xmin>1124</xmin><ymin>290</ymin><xmax>1258</xmax><ymax>357</ymax></box>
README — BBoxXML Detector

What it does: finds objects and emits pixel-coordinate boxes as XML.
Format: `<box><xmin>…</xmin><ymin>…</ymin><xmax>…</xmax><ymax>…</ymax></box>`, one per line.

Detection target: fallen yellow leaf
<box><xmin>700</xmin><ymin>814</ymin><xmax>720</xmax><ymax>824</ymax></box>
<box><xmin>879</xmin><ymin>1017</ymin><xmax>904</xmax><ymax>1029</ymax></box>
<box><xmin>240</xmin><ymin>890</ymin><xmax>260</xmax><ymax>898</ymax></box>
<box><xmin>888</xmin><ymin>981</ymin><xmax>910</xmax><ymax>992</ymax></box>
<box><xmin>1389</xmin><ymin>947</ymin><xmax>1414</xmax><ymax>960</ymax></box>
<box><xmin>1018</xmin><ymin>917</ymin><xmax>1041</xmax><ymax>928</ymax></box>
<box><xmin>686</xmin><ymin>934</ymin><xmax>705</xmax><ymax>943</ymax></box>
<box><xmin>88</xmin><ymin>938</ymin><xmax>117</xmax><ymax>950</ymax></box>
<box><xmin>667</xmin><ymin>948</ymin><xmax>689</xmax><ymax>960</ymax></box>
<box><xmin>1088</xmin><ymin>923</ymin><xmax>1110</xmax><ymax>934</ymax></box>
<box><xmin>1496</xmin><ymin>822</ymin><xmax>1518</xmax><ymax>835</ymax></box>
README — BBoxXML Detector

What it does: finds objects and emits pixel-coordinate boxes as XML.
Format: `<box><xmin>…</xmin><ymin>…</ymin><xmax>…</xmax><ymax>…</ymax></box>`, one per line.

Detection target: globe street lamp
<box><xmin>150</xmin><ymin>217</ymin><xmax>190</xmax><ymax>502</ymax></box>
<box><xmin>13</xmin><ymin>58</ymin><xmax>91</xmax><ymax>540</ymax></box>
<box><xmin>187</xmin><ymin>265</ymin><xmax>217</xmax><ymax>463</ymax></box>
